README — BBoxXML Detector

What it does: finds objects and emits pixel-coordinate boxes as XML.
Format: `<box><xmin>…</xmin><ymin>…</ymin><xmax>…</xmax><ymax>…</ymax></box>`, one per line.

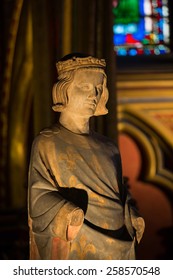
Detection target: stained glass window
<box><xmin>113</xmin><ymin>0</ymin><xmax>171</xmax><ymax>56</ymax></box>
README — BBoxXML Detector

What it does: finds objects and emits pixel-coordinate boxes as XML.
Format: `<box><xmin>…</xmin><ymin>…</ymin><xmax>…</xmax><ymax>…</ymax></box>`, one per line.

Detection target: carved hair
<box><xmin>52</xmin><ymin>71</ymin><xmax>74</xmax><ymax>112</ymax></box>
<box><xmin>52</xmin><ymin>68</ymin><xmax>108</xmax><ymax>116</ymax></box>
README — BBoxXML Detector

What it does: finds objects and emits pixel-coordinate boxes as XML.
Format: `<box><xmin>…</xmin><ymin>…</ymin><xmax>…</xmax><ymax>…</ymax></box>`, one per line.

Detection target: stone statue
<box><xmin>28</xmin><ymin>53</ymin><xmax>145</xmax><ymax>260</ymax></box>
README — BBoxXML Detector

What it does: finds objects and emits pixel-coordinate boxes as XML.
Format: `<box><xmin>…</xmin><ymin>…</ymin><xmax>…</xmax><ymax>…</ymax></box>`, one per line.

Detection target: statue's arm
<box><xmin>28</xmin><ymin>137</ymin><xmax>84</xmax><ymax>241</ymax></box>
<box><xmin>111</xmin><ymin>143</ymin><xmax>145</xmax><ymax>243</ymax></box>
<box><xmin>125</xmin><ymin>190</ymin><xmax>145</xmax><ymax>244</ymax></box>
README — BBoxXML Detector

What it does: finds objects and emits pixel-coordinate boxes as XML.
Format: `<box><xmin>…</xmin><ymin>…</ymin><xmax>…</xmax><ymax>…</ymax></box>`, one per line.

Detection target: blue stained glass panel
<box><xmin>113</xmin><ymin>0</ymin><xmax>171</xmax><ymax>56</ymax></box>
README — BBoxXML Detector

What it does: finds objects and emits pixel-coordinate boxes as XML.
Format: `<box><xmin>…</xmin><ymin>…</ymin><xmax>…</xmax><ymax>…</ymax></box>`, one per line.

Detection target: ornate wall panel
<box><xmin>117</xmin><ymin>72</ymin><xmax>173</xmax><ymax>259</ymax></box>
<box><xmin>117</xmin><ymin>73</ymin><xmax>173</xmax><ymax>194</ymax></box>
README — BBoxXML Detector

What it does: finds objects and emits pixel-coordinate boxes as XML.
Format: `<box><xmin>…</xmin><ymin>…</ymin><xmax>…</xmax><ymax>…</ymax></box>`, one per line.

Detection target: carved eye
<box><xmin>78</xmin><ymin>83</ymin><xmax>93</xmax><ymax>91</ymax></box>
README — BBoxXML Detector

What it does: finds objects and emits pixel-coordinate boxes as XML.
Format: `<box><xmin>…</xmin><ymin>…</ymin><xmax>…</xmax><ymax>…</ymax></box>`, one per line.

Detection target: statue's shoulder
<box><xmin>92</xmin><ymin>130</ymin><xmax>115</xmax><ymax>144</ymax></box>
<box><xmin>92</xmin><ymin>131</ymin><xmax>119</xmax><ymax>153</ymax></box>
<box><xmin>31</xmin><ymin>124</ymin><xmax>60</xmax><ymax>150</ymax></box>
<box><xmin>39</xmin><ymin>124</ymin><xmax>60</xmax><ymax>137</ymax></box>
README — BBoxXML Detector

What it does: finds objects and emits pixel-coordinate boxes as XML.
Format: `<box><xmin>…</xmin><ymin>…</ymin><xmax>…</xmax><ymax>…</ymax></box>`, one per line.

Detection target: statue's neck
<box><xmin>59</xmin><ymin>112</ymin><xmax>90</xmax><ymax>134</ymax></box>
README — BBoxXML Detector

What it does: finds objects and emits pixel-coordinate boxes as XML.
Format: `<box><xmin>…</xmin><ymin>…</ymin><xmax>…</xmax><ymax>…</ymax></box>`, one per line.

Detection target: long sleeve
<box><xmin>114</xmin><ymin>150</ymin><xmax>145</xmax><ymax>244</ymax></box>
<box><xmin>28</xmin><ymin>135</ymin><xmax>84</xmax><ymax>241</ymax></box>
<box><xmin>124</xmin><ymin>185</ymin><xmax>145</xmax><ymax>244</ymax></box>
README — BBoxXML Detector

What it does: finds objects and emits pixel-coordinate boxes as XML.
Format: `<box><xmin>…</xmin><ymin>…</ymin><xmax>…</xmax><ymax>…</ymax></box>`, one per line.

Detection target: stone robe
<box><xmin>28</xmin><ymin>123</ymin><xmax>144</xmax><ymax>260</ymax></box>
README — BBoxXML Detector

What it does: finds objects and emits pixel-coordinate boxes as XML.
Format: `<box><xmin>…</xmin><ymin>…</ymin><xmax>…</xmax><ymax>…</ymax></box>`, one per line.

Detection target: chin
<box><xmin>83</xmin><ymin>109</ymin><xmax>96</xmax><ymax>117</ymax></box>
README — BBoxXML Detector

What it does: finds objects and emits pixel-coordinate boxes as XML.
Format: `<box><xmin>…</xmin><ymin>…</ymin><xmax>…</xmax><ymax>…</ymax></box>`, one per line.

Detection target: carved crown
<box><xmin>56</xmin><ymin>56</ymin><xmax>106</xmax><ymax>75</ymax></box>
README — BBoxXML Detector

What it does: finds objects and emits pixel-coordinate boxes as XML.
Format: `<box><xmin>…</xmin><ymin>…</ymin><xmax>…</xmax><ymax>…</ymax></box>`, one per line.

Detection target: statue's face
<box><xmin>65</xmin><ymin>69</ymin><xmax>104</xmax><ymax>117</ymax></box>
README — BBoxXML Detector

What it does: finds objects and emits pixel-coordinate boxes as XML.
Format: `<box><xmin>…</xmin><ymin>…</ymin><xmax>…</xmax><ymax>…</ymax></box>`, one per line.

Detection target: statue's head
<box><xmin>52</xmin><ymin>53</ymin><xmax>109</xmax><ymax>116</ymax></box>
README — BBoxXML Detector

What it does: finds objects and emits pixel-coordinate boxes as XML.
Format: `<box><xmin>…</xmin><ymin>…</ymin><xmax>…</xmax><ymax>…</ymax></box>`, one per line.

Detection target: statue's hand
<box><xmin>131</xmin><ymin>216</ymin><xmax>145</xmax><ymax>243</ymax></box>
<box><xmin>67</xmin><ymin>208</ymin><xmax>84</xmax><ymax>241</ymax></box>
<box><xmin>52</xmin><ymin>203</ymin><xmax>84</xmax><ymax>241</ymax></box>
